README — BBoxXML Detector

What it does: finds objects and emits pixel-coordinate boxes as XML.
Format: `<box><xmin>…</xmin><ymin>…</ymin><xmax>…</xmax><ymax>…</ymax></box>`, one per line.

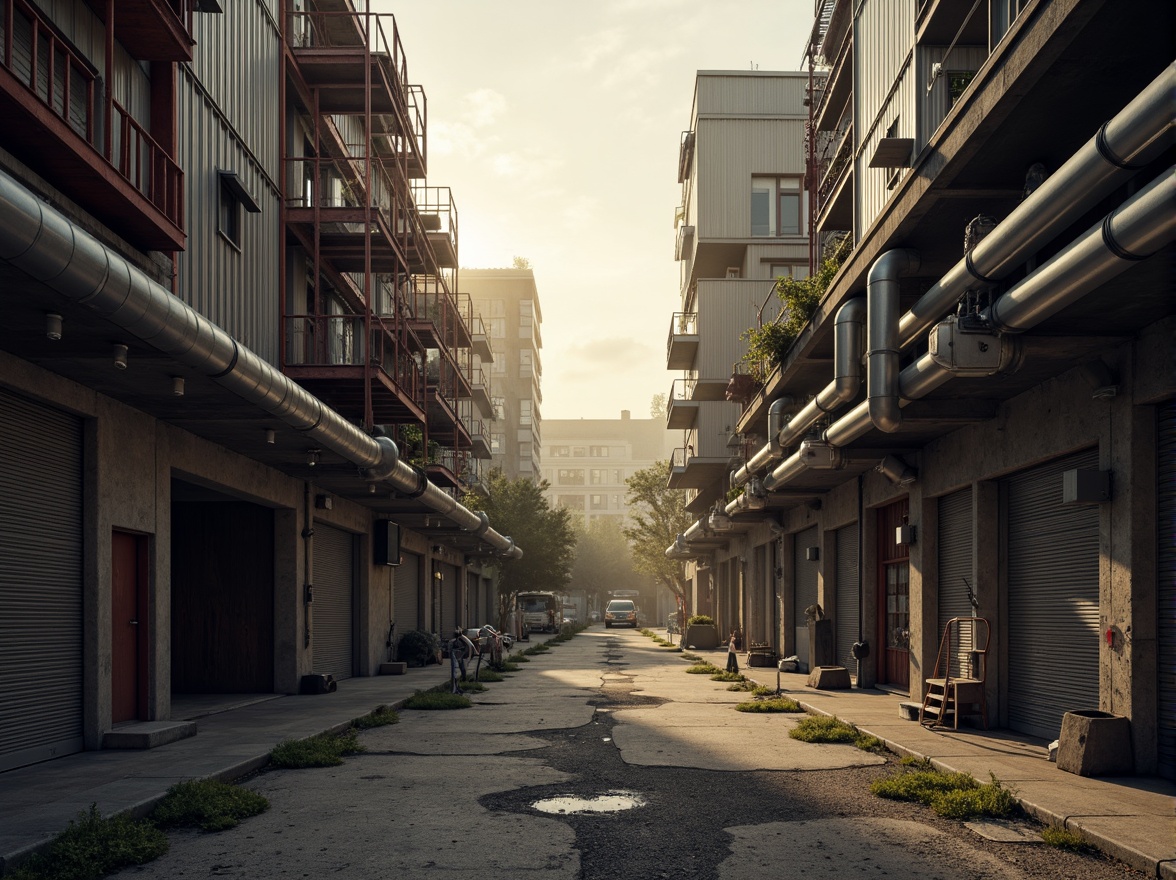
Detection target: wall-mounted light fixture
<box><xmin>45</xmin><ymin>313</ymin><xmax>63</xmax><ymax>341</ymax></box>
<box><xmin>805</xmin><ymin>546</ymin><xmax>820</xmax><ymax>561</ymax></box>
<box><xmin>265</xmin><ymin>429</ymin><xmax>275</xmax><ymax>445</ymax></box>
<box><xmin>314</xmin><ymin>493</ymin><xmax>333</xmax><ymax>510</ymax></box>
<box><xmin>112</xmin><ymin>343</ymin><xmax>129</xmax><ymax>370</ymax></box>
<box><xmin>368</xmin><ymin>483</ymin><xmax>377</xmax><ymax>495</ymax></box>
<box><xmin>171</xmin><ymin>376</ymin><xmax>185</xmax><ymax>397</ymax></box>
<box><xmin>896</xmin><ymin>524</ymin><xmax>917</xmax><ymax>545</ymax></box>
<box><xmin>306</xmin><ymin>448</ymin><xmax>321</xmax><ymax>467</ymax></box>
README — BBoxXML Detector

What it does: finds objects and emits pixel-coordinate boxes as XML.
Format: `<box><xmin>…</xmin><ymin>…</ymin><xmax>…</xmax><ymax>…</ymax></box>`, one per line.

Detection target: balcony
<box><xmin>468</xmin><ymin>312</ymin><xmax>494</xmax><ymax>363</ymax></box>
<box><xmin>287</xmin><ymin>10</ymin><xmax>404</xmax><ymax>114</ymax></box>
<box><xmin>282</xmin><ymin>313</ymin><xmax>425</xmax><ymax>425</ymax></box>
<box><xmin>409</xmin><ymin>185</ymin><xmax>458</xmax><ymax>270</ymax></box>
<box><xmin>468</xmin><ymin>417</ymin><xmax>492</xmax><ymax>460</ymax></box>
<box><xmin>916</xmin><ymin>0</ymin><xmax>988</xmax><ymax>45</ymax></box>
<box><xmin>468</xmin><ymin>367</ymin><xmax>493</xmax><ymax>418</ymax></box>
<box><xmin>426</xmin><ymin>447</ymin><xmax>467</xmax><ymax>490</ymax></box>
<box><xmin>674</xmin><ymin>223</ymin><xmax>695</xmax><ymax>261</ymax></box>
<box><xmin>813</xmin><ymin>29</ymin><xmax>852</xmax><ymax>133</ymax></box>
<box><xmin>0</xmin><ymin>0</ymin><xmax>185</xmax><ymax>250</ymax></box>
<box><xmin>666</xmin><ymin>378</ymin><xmax>699</xmax><ymax>430</ymax></box>
<box><xmin>815</xmin><ymin>119</ymin><xmax>854</xmax><ymax>233</ymax></box>
<box><xmin>666</xmin><ymin>311</ymin><xmax>699</xmax><ymax>370</ymax></box>
<box><xmin>666</xmin><ymin>445</ymin><xmax>731</xmax><ymax>491</ymax></box>
<box><xmin>102</xmin><ymin>0</ymin><xmax>194</xmax><ymax>61</ymax></box>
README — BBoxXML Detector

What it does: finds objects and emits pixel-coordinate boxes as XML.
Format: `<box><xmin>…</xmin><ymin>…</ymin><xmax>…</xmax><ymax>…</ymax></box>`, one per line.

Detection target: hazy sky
<box><xmin>384</xmin><ymin>0</ymin><xmax>813</xmax><ymax>419</ymax></box>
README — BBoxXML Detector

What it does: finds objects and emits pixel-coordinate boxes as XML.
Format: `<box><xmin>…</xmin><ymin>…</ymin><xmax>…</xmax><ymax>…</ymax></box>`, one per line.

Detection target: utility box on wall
<box><xmin>374</xmin><ymin>520</ymin><xmax>401</xmax><ymax>566</ymax></box>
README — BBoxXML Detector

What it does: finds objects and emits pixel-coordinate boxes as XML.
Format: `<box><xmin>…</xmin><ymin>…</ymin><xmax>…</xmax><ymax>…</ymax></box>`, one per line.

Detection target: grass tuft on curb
<box><xmin>507</xmin><ymin>652</ymin><xmax>530</xmax><ymax>663</ymax></box>
<box><xmin>151</xmin><ymin>779</ymin><xmax>269</xmax><ymax>832</ymax></box>
<box><xmin>352</xmin><ymin>705</ymin><xmax>399</xmax><ymax>729</ymax></box>
<box><xmin>6</xmin><ymin>804</ymin><xmax>168</xmax><ymax>880</ymax></box>
<box><xmin>871</xmin><ymin>767</ymin><xmax>1016</xmax><ymax>820</ymax></box>
<box><xmin>269</xmin><ymin>729</ymin><xmax>365</xmax><ymax>768</ymax></box>
<box><xmin>1041</xmin><ymin>824</ymin><xmax>1096</xmax><ymax>852</ymax></box>
<box><xmin>735</xmin><ymin>696</ymin><xmax>803</xmax><ymax>713</ymax></box>
<box><xmin>404</xmin><ymin>690</ymin><xmax>472</xmax><ymax>710</ymax></box>
<box><xmin>710</xmin><ymin>671</ymin><xmax>745</xmax><ymax>682</ymax></box>
<box><xmin>788</xmin><ymin>715</ymin><xmax>887</xmax><ymax>752</ymax></box>
<box><xmin>685</xmin><ymin>663</ymin><xmax>720</xmax><ymax>674</ymax></box>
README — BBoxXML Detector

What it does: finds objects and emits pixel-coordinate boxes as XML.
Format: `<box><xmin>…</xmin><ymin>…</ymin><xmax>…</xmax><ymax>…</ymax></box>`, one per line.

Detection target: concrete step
<box><xmin>102</xmin><ymin>721</ymin><xmax>197</xmax><ymax>750</ymax></box>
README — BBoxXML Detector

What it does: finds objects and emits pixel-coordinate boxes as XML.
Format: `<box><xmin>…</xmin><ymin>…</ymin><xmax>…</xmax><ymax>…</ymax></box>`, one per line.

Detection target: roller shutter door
<box><xmin>938</xmin><ymin>488</ymin><xmax>975</xmax><ymax>676</ymax></box>
<box><xmin>1158</xmin><ymin>402</ymin><xmax>1176</xmax><ymax>779</ymax></box>
<box><xmin>835</xmin><ymin>523</ymin><xmax>859</xmax><ymax>671</ymax></box>
<box><xmin>1005</xmin><ymin>449</ymin><xmax>1099</xmax><ymax>740</ymax></box>
<box><xmin>315</xmin><ymin>524</ymin><xmax>355</xmax><ymax>680</ymax></box>
<box><xmin>0</xmin><ymin>389</ymin><xmax>83</xmax><ymax>771</ymax></box>
<box><xmin>394</xmin><ymin>552</ymin><xmax>420</xmax><ymax>634</ymax></box>
<box><xmin>440</xmin><ymin>563</ymin><xmax>458</xmax><ymax>630</ymax></box>
<box><xmin>793</xmin><ymin>526</ymin><xmax>819</xmax><ymax>672</ymax></box>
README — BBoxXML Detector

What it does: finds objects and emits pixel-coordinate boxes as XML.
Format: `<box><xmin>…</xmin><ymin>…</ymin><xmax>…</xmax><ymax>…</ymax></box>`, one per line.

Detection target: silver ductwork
<box><xmin>867</xmin><ymin>249</ymin><xmax>920</xmax><ymax>433</ymax></box>
<box><xmin>898</xmin><ymin>62</ymin><xmax>1176</xmax><ymax>349</ymax></box>
<box><xmin>732</xmin><ymin>297</ymin><xmax>865</xmax><ymax>486</ymax></box>
<box><xmin>0</xmin><ymin>169</ymin><xmax>523</xmax><ymax>559</ymax></box>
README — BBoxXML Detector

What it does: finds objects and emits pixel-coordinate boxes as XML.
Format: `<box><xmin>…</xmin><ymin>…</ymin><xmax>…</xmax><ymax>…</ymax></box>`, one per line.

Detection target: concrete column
<box><xmin>912</xmin><ymin>487</ymin><xmax>938</xmax><ymax>700</ymax></box>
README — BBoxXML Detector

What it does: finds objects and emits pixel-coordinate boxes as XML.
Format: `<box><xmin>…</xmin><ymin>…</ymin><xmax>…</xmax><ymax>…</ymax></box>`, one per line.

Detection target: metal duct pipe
<box><xmin>867</xmin><ymin>249</ymin><xmax>920</xmax><ymax>433</ymax></box>
<box><xmin>732</xmin><ymin>297</ymin><xmax>865</xmax><ymax>485</ymax></box>
<box><xmin>732</xmin><ymin>396</ymin><xmax>796</xmax><ymax>485</ymax></box>
<box><xmin>898</xmin><ymin>62</ymin><xmax>1176</xmax><ymax>349</ymax></box>
<box><xmin>0</xmin><ymin>169</ymin><xmax>523</xmax><ymax>559</ymax></box>
<box><xmin>986</xmin><ymin>166</ymin><xmax>1176</xmax><ymax>333</ymax></box>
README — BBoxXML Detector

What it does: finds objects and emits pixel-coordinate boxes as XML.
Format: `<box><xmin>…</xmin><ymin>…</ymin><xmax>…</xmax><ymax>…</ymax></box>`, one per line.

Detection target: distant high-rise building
<box><xmin>464</xmin><ymin>269</ymin><xmax>543</xmax><ymax>480</ymax></box>
<box><xmin>541</xmin><ymin>411</ymin><xmax>678</xmax><ymax>524</ymax></box>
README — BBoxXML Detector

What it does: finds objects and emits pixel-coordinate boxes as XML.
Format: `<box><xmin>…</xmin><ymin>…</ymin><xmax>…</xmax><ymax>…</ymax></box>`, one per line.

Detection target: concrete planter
<box><xmin>685</xmin><ymin>624</ymin><xmax>720</xmax><ymax>650</ymax></box>
<box><xmin>1056</xmin><ymin>710</ymin><xmax>1133</xmax><ymax>776</ymax></box>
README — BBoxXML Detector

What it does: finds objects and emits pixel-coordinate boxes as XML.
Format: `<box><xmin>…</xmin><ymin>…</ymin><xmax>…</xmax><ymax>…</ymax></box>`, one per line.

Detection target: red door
<box><xmin>112</xmin><ymin>531</ymin><xmax>147</xmax><ymax>723</ymax></box>
<box><xmin>876</xmin><ymin>499</ymin><xmax>910</xmax><ymax>688</ymax></box>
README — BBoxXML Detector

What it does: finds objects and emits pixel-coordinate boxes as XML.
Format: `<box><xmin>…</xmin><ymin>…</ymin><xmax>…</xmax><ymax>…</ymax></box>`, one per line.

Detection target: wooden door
<box><xmin>111</xmin><ymin>531</ymin><xmax>147</xmax><ymax>723</ymax></box>
<box><xmin>876</xmin><ymin>499</ymin><xmax>910</xmax><ymax>688</ymax></box>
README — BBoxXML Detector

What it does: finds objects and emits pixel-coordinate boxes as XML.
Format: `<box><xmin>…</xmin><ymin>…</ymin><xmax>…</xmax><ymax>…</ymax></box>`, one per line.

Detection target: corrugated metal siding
<box><xmin>314</xmin><ymin>524</ymin><xmax>355</xmax><ymax>680</ymax></box>
<box><xmin>1158</xmin><ymin>402</ymin><xmax>1176</xmax><ymax>779</ymax></box>
<box><xmin>916</xmin><ymin>45</ymin><xmax>988</xmax><ymax>147</ymax></box>
<box><xmin>394</xmin><ymin>552</ymin><xmax>420</xmax><ymax>633</ymax></box>
<box><xmin>1005</xmin><ymin>449</ymin><xmax>1100</xmax><ymax>740</ymax></box>
<box><xmin>696</xmin><ymin>73</ymin><xmax>809</xmax><ymax>116</ymax></box>
<box><xmin>697</xmin><ymin>279</ymin><xmax>781</xmax><ymax>377</ymax></box>
<box><xmin>835</xmin><ymin>522</ymin><xmax>860</xmax><ymax>671</ymax></box>
<box><xmin>793</xmin><ymin>525</ymin><xmax>819</xmax><ymax>672</ymax></box>
<box><xmin>695</xmin><ymin>401</ymin><xmax>744</xmax><ymax>458</ymax></box>
<box><xmin>696</xmin><ymin>119</ymin><xmax>807</xmax><ymax>240</ymax></box>
<box><xmin>176</xmin><ymin>0</ymin><xmax>281</xmax><ymax>363</ymax></box>
<box><xmin>0</xmin><ymin>388</ymin><xmax>83</xmax><ymax>770</ymax></box>
<box><xmin>854</xmin><ymin>0</ymin><xmax>915</xmax><ymax>238</ymax></box>
<box><xmin>938</xmin><ymin>488</ymin><xmax>974</xmax><ymax>677</ymax></box>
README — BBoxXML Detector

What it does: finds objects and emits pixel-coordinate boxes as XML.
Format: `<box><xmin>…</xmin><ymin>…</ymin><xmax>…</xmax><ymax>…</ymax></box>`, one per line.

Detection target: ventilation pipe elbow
<box><xmin>363</xmin><ymin>436</ymin><xmax>401</xmax><ymax>482</ymax></box>
<box><xmin>867</xmin><ymin>249</ymin><xmax>920</xmax><ymax>433</ymax></box>
<box><xmin>731</xmin><ymin>396</ymin><xmax>797</xmax><ymax>486</ymax></box>
<box><xmin>829</xmin><ymin>297</ymin><xmax>866</xmax><ymax>401</ymax></box>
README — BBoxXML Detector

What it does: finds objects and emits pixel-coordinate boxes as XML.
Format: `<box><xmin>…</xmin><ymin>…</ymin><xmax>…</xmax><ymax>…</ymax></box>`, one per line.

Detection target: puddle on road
<box><xmin>531</xmin><ymin>791</ymin><xmax>646</xmax><ymax>815</ymax></box>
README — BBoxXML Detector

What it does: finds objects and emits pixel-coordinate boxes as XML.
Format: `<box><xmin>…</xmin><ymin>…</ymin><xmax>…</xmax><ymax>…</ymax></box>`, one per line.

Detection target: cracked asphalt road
<box><xmin>124</xmin><ymin>628</ymin><xmax>1142</xmax><ymax>879</ymax></box>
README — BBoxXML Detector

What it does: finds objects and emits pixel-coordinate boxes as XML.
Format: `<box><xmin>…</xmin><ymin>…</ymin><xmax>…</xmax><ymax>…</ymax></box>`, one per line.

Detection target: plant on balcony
<box><xmin>740</xmin><ymin>244</ymin><xmax>848</xmax><ymax>383</ymax></box>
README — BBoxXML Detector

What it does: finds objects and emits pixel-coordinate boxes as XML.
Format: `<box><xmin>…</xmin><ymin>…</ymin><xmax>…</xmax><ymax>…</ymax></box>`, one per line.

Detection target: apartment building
<box><xmin>669</xmin><ymin>0</ymin><xmax>1174</xmax><ymax>777</ymax></box>
<box><xmin>0</xmin><ymin>0</ymin><xmax>511</xmax><ymax>772</ymax></box>
<box><xmin>542</xmin><ymin>410</ymin><xmax>678</xmax><ymax>524</ymax></box>
<box><xmin>464</xmin><ymin>268</ymin><xmax>544</xmax><ymax>480</ymax></box>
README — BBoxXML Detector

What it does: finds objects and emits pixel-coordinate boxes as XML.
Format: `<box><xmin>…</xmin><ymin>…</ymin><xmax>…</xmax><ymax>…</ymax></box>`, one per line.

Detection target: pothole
<box><xmin>530</xmin><ymin>790</ymin><xmax>646</xmax><ymax>815</ymax></box>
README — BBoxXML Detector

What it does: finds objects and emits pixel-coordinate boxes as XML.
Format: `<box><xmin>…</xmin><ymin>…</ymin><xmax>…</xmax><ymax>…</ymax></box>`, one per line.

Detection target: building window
<box><xmin>590</xmin><ymin>469</ymin><xmax>607</xmax><ymax>485</ymax></box>
<box><xmin>751</xmin><ymin>176</ymin><xmax>803</xmax><ymax>237</ymax></box>
<box><xmin>590</xmin><ymin>494</ymin><xmax>607</xmax><ymax>510</ymax></box>
<box><xmin>490</xmin><ymin>433</ymin><xmax>503</xmax><ymax>453</ymax></box>
<box><xmin>573</xmin><ymin>446</ymin><xmax>586</xmax><ymax>457</ymax></box>
<box><xmin>611</xmin><ymin>494</ymin><xmax>624</xmax><ymax>509</ymax></box>
<box><xmin>947</xmin><ymin>70</ymin><xmax>976</xmax><ymax>108</ymax></box>
<box><xmin>559</xmin><ymin>495</ymin><xmax>585</xmax><ymax>510</ymax></box>
<box><xmin>217</xmin><ymin>171</ymin><xmax>260</xmax><ymax>249</ymax></box>
<box><xmin>519</xmin><ymin>399</ymin><xmax>532</xmax><ymax>426</ymax></box>
<box><xmin>589</xmin><ymin>446</ymin><xmax>609</xmax><ymax>458</ymax></box>
<box><xmin>491</xmin><ymin>356</ymin><xmax>506</xmax><ymax>376</ymax></box>
<box><xmin>613</xmin><ymin>469</ymin><xmax>624</xmax><ymax>483</ymax></box>
<box><xmin>489</xmin><ymin>317</ymin><xmax>506</xmax><ymax>338</ymax></box>
<box><xmin>519</xmin><ymin>350</ymin><xmax>533</xmax><ymax>377</ymax></box>
<box><xmin>492</xmin><ymin>397</ymin><xmax>505</xmax><ymax>421</ymax></box>
<box><xmin>558</xmin><ymin>468</ymin><xmax>584</xmax><ymax>485</ymax></box>
<box><xmin>769</xmin><ymin>262</ymin><xmax>809</xmax><ymax>281</ymax></box>
<box><xmin>551</xmin><ymin>446</ymin><xmax>571</xmax><ymax>458</ymax></box>
<box><xmin>490</xmin><ymin>299</ymin><xmax>505</xmax><ymax>317</ymax></box>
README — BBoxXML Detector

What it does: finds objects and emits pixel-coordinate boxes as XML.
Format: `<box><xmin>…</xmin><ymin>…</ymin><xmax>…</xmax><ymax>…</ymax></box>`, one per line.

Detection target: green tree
<box><xmin>623</xmin><ymin>462</ymin><xmax>694</xmax><ymax>619</ymax></box>
<box><xmin>464</xmin><ymin>470</ymin><xmax>576</xmax><ymax>629</ymax></box>
<box><xmin>511</xmin><ymin>255</ymin><xmax>532</xmax><ymax>270</ymax></box>
<box><xmin>570</xmin><ymin>517</ymin><xmax>640</xmax><ymax>609</ymax></box>
<box><xmin>649</xmin><ymin>393</ymin><xmax>667</xmax><ymax>420</ymax></box>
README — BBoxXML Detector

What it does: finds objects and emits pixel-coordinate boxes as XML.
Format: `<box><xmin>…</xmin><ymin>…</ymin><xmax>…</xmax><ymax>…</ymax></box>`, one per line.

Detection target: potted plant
<box><xmin>685</xmin><ymin>614</ymin><xmax>720</xmax><ymax>650</ymax></box>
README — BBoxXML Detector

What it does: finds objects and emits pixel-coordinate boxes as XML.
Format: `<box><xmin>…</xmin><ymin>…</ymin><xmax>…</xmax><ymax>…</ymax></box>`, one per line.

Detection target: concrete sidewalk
<box><xmin>751</xmin><ymin>666</ymin><xmax>1176</xmax><ymax>879</ymax></box>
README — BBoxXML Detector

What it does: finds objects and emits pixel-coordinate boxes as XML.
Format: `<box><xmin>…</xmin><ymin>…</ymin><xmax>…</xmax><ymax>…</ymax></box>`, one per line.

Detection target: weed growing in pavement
<box><xmin>495</xmin><ymin>661</ymin><xmax>522</xmax><ymax>672</ymax></box>
<box><xmin>789</xmin><ymin>714</ymin><xmax>886</xmax><ymax>753</ymax></box>
<box><xmin>1041</xmin><ymin>824</ymin><xmax>1096</xmax><ymax>852</ymax></box>
<box><xmin>507</xmin><ymin>652</ymin><xmax>531</xmax><ymax>663</ymax></box>
<box><xmin>352</xmin><ymin>705</ymin><xmax>399</xmax><ymax>729</ymax></box>
<box><xmin>269</xmin><ymin>729</ymin><xmax>365</xmax><ymax>768</ymax></box>
<box><xmin>404</xmin><ymin>690</ymin><xmax>472</xmax><ymax>709</ymax></box>
<box><xmin>901</xmin><ymin>755</ymin><xmax>935</xmax><ymax>770</ymax></box>
<box><xmin>523</xmin><ymin>644</ymin><xmax>551</xmax><ymax>655</ymax></box>
<box><xmin>6</xmin><ymin>804</ymin><xmax>168</xmax><ymax>880</ymax></box>
<box><xmin>151</xmin><ymin>779</ymin><xmax>269</xmax><ymax>832</ymax></box>
<box><xmin>681</xmin><ymin>652</ymin><xmax>702</xmax><ymax>662</ymax></box>
<box><xmin>470</xmin><ymin>668</ymin><xmax>505</xmax><ymax>682</ymax></box>
<box><xmin>726</xmin><ymin>681</ymin><xmax>774</xmax><ymax>696</ymax></box>
<box><xmin>428</xmin><ymin>679</ymin><xmax>487</xmax><ymax>694</ymax></box>
<box><xmin>685</xmin><ymin>663</ymin><xmax>721</xmax><ymax>674</ymax></box>
<box><xmin>710</xmin><ymin>671</ymin><xmax>745</xmax><ymax>682</ymax></box>
<box><xmin>735</xmin><ymin>697</ymin><xmax>803</xmax><ymax>713</ymax></box>
<box><xmin>871</xmin><ymin>767</ymin><xmax>1016</xmax><ymax>820</ymax></box>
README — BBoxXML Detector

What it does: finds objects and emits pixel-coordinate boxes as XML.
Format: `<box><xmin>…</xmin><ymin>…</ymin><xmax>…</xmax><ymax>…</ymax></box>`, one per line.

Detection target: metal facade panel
<box><xmin>1005</xmin><ymin>448</ymin><xmax>1100</xmax><ymax>740</ymax></box>
<box><xmin>394</xmin><ymin>552</ymin><xmax>421</xmax><ymax>634</ymax></box>
<box><xmin>697</xmin><ymin>279</ymin><xmax>780</xmax><ymax>377</ymax></box>
<box><xmin>835</xmin><ymin>522</ymin><xmax>860</xmax><ymax>671</ymax></box>
<box><xmin>1158</xmin><ymin>402</ymin><xmax>1176</xmax><ymax>779</ymax></box>
<box><xmin>696</xmin><ymin>72</ymin><xmax>809</xmax><ymax>116</ymax></box>
<box><xmin>314</xmin><ymin>524</ymin><xmax>355</xmax><ymax>680</ymax></box>
<box><xmin>696</xmin><ymin>119</ymin><xmax>808</xmax><ymax>240</ymax></box>
<box><xmin>938</xmin><ymin>487</ymin><xmax>974</xmax><ymax>676</ymax></box>
<box><xmin>916</xmin><ymin>46</ymin><xmax>989</xmax><ymax>147</ymax></box>
<box><xmin>0</xmin><ymin>388</ymin><xmax>83</xmax><ymax>770</ymax></box>
<box><xmin>793</xmin><ymin>525</ymin><xmax>819</xmax><ymax>671</ymax></box>
<box><xmin>695</xmin><ymin>399</ymin><xmax>744</xmax><ymax>459</ymax></box>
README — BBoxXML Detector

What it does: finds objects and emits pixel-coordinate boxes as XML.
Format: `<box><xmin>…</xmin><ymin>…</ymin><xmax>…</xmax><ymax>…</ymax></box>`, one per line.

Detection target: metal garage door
<box><xmin>835</xmin><ymin>523</ymin><xmax>859</xmax><ymax>671</ymax></box>
<box><xmin>394</xmin><ymin>552</ymin><xmax>420</xmax><ymax>634</ymax></box>
<box><xmin>1005</xmin><ymin>448</ymin><xmax>1100</xmax><ymax>740</ymax></box>
<box><xmin>0</xmin><ymin>388</ymin><xmax>83</xmax><ymax>771</ymax></box>
<box><xmin>440</xmin><ymin>563</ymin><xmax>459</xmax><ymax>631</ymax></box>
<box><xmin>315</xmin><ymin>524</ymin><xmax>356</xmax><ymax>680</ymax></box>
<box><xmin>1158</xmin><ymin>402</ymin><xmax>1176</xmax><ymax>779</ymax></box>
<box><xmin>938</xmin><ymin>488</ymin><xmax>975</xmax><ymax>676</ymax></box>
<box><xmin>793</xmin><ymin>526</ymin><xmax>819</xmax><ymax>672</ymax></box>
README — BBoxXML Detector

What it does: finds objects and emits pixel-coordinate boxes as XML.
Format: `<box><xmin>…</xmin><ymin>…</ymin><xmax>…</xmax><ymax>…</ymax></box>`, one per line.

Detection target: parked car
<box><xmin>604</xmin><ymin>599</ymin><xmax>637</xmax><ymax>628</ymax></box>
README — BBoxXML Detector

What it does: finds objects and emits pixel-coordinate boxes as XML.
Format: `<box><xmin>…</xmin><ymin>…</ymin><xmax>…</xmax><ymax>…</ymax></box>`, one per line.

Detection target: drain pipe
<box><xmin>867</xmin><ymin>249</ymin><xmax>920</xmax><ymax>433</ymax></box>
<box><xmin>898</xmin><ymin>62</ymin><xmax>1175</xmax><ymax>349</ymax></box>
<box><xmin>732</xmin><ymin>297</ymin><xmax>866</xmax><ymax>487</ymax></box>
<box><xmin>0</xmin><ymin>169</ymin><xmax>523</xmax><ymax>559</ymax></box>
